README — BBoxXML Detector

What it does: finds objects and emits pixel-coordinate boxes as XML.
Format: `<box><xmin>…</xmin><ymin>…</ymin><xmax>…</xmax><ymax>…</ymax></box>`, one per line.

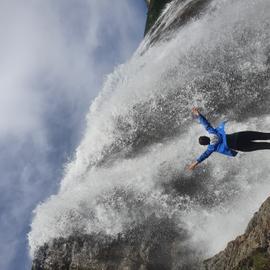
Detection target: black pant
<box><xmin>226</xmin><ymin>131</ymin><xmax>270</xmax><ymax>152</ymax></box>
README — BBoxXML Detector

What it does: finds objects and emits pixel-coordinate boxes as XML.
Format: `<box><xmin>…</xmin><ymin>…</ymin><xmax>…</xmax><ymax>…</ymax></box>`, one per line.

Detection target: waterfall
<box><xmin>29</xmin><ymin>0</ymin><xmax>270</xmax><ymax>262</ymax></box>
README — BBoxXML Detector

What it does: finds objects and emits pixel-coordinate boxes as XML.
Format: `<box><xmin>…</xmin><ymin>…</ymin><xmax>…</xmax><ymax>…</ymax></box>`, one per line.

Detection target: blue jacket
<box><xmin>196</xmin><ymin>114</ymin><xmax>238</xmax><ymax>163</ymax></box>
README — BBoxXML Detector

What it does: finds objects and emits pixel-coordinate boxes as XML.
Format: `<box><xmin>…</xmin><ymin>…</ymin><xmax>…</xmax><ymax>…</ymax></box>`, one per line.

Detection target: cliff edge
<box><xmin>204</xmin><ymin>196</ymin><xmax>270</xmax><ymax>270</ymax></box>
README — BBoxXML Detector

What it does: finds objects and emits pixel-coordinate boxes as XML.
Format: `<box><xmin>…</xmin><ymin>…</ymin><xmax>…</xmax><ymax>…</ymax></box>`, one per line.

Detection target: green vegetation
<box><xmin>235</xmin><ymin>249</ymin><xmax>270</xmax><ymax>270</ymax></box>
<box><xmin>144</xmin><ymin>0</ymin><xmax>172</xmax><ymax>35</ymax></box>
<box><xmin>252</xmin><ymin>251</ymin><xmax>270</xmax><ymax>270</ymax></box>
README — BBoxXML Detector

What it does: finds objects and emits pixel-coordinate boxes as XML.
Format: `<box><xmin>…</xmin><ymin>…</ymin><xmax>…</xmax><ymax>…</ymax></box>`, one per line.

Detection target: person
<box><xmin>187</xmin><ymin>108</ymin><xmax>270</xmax><ymax>171</ymax></box>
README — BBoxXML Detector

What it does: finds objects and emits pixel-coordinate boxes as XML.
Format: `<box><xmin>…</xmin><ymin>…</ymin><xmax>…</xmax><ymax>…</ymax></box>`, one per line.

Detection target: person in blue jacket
<box><xmin>188</xmin><ymin>108</ymin><xmax>270</xmax><ymax>171</ymax></box>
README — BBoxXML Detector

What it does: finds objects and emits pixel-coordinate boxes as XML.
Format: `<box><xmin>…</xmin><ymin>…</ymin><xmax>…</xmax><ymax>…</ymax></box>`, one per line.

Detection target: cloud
<box><xmin>0</xmin><ymin>1</ymin><xmax>146</xmax><ymax>269</ymax></box>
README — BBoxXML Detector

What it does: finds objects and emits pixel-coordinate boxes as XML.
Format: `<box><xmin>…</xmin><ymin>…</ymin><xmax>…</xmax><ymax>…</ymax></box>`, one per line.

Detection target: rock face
<box><xmin>203</xmin><ymin>197</ymin><xmax>270</xmax><ymax>270</ymax></box>
<box><xmin>143</xmin><ymin>0</ymin><xmax>212</xmax><ymax>49</ymax></box>
<box><xmin>144</xmin><ymin>0</ymin><xmax>173</xmax><ymax>35</ymax></box>
<box><xmin>32</xmin><ymin>216</ymin><xmax>199</xmax><ymax>270</ymax></box>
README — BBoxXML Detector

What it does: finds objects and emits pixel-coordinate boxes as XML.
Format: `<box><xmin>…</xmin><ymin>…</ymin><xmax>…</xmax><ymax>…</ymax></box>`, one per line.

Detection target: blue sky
<box><xmin>0</xmin><ymin>1</ymin><xmax>147</xmax><ymax>269</ymax></box>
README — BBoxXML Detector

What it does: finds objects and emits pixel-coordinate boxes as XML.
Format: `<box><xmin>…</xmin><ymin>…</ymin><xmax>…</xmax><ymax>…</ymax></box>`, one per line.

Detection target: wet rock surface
<box><xmin>144</xmin><ymin>0</ymin><xmax>212</xmax><ymax>49</ymax></box>
<box><xmin>144</xmin><ymin>0</ymin><xmax>173</xmax><ymax>35</ymax></box>
<box><xmin>32</xmin><ymin>216</ymin><xmax>199</xmax><ymax>270</ymax></box>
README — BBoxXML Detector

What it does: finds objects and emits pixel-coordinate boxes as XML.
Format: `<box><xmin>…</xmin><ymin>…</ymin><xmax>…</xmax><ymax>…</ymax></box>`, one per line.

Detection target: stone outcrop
<box><xmin>203</xmin><ymin>197</ymin><xmax>270</xmax><ymax>270</ymax></box>
<box><xmin>144</xmin><ymin>0</ymin><xmax>173</xmax><ymax>35</ymax></box>
<box><xmin>32</xmin><ymin>216</ymin><xmax>199</xmax><ymax>270</ymax></box>
<box><xmin>143</xmin><ymin>0</ymin><xmax>212</xmax><ymax>49</ymax></box>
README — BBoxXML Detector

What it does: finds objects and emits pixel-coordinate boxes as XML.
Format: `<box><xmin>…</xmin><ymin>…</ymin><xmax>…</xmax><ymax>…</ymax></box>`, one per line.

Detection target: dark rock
<box><xmin>144</xmin><ymin>0</ymin><xmax>212</xmax><ymax>49</ymax></box>
<box><xmin>144</xmin><ymin>0</ymin><xmax>173</xmax><ymax>36</ymax></box>
<box><xmin>32</xmin><ymin>216</ymin><xmax>200</xmax><ymax>270</ymax></box>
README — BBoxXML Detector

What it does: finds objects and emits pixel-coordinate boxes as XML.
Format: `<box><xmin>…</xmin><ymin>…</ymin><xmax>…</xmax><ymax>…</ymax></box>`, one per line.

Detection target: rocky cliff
<box><xmin>144</xmin><ymin>0</ymin><xmax>173</xmax><ymax>35</ymax></box>
<box><xmin>204</xmin><ymin>196</ymin><xmax>270</xmax><ymax>270</ymax></box>
<box><xmin>143</xmin><ymin>0</ymin><xmax>212</xmax><ymax>48</ymax></box>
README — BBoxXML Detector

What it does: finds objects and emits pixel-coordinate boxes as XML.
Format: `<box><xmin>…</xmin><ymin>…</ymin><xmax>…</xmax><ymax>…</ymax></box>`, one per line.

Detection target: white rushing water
<box><xmin>29</xmin><ymin>0</ymin><xmax>270</xmax><ymax>260</ymax></box>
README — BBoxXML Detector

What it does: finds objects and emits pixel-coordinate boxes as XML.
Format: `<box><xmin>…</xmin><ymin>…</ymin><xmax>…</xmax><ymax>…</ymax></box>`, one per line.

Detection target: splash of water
<box><xmin>29</xmin><ymin>0</ymin><xmax>270</xmax><ymax>260</ymax></box>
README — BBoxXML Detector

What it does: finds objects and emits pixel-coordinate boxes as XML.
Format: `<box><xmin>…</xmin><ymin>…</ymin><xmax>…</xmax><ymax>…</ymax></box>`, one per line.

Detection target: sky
<box><xmin>0</xmin><ymin>1</ymin><xmax>147</xmax><ymax>269</ymax></box>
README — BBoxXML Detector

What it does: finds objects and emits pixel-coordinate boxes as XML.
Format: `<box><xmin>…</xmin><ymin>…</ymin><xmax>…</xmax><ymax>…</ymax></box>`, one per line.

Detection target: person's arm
<box><xmin>187</xmin><ymin>108</ymin><xmax>215</xmax><ymax>171</ymax></box>
<box><xmin>197</xmin><ymin>147</ymin><xmax>214</xmax><ymax>163</ymax></box>
<box><xmin>188</xmin><ymin>161</ymin><xmax>199</xmax><ymax>171</ymax></box>
<box><xmin>192</xmin><ymin>108</ymin><xmax>216</xmax><ymax>134</ymax></box>
<box><xmin>188</xmin><ymin>147</ymin><xmax>214</xmax><ymax>170</ymax></box>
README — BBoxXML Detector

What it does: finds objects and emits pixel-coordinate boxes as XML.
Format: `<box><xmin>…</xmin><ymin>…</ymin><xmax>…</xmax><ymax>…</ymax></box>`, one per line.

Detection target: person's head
<box><xmin>199</xmin><ymin>136</ymin><xmax>210</xmax><ymax>145</ymax></box>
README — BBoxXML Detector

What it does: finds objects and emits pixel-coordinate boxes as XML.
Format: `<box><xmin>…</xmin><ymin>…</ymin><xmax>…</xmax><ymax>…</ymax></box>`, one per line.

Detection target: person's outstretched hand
<box><xmin>186</xmin><ymin>161</ymin><xmax>199</xmax><ymax>171</ymax></box>
<box><xmin>192</xmin><ymin>107</ymin><xmax>200</xmax><ymax>117</ymax></box>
